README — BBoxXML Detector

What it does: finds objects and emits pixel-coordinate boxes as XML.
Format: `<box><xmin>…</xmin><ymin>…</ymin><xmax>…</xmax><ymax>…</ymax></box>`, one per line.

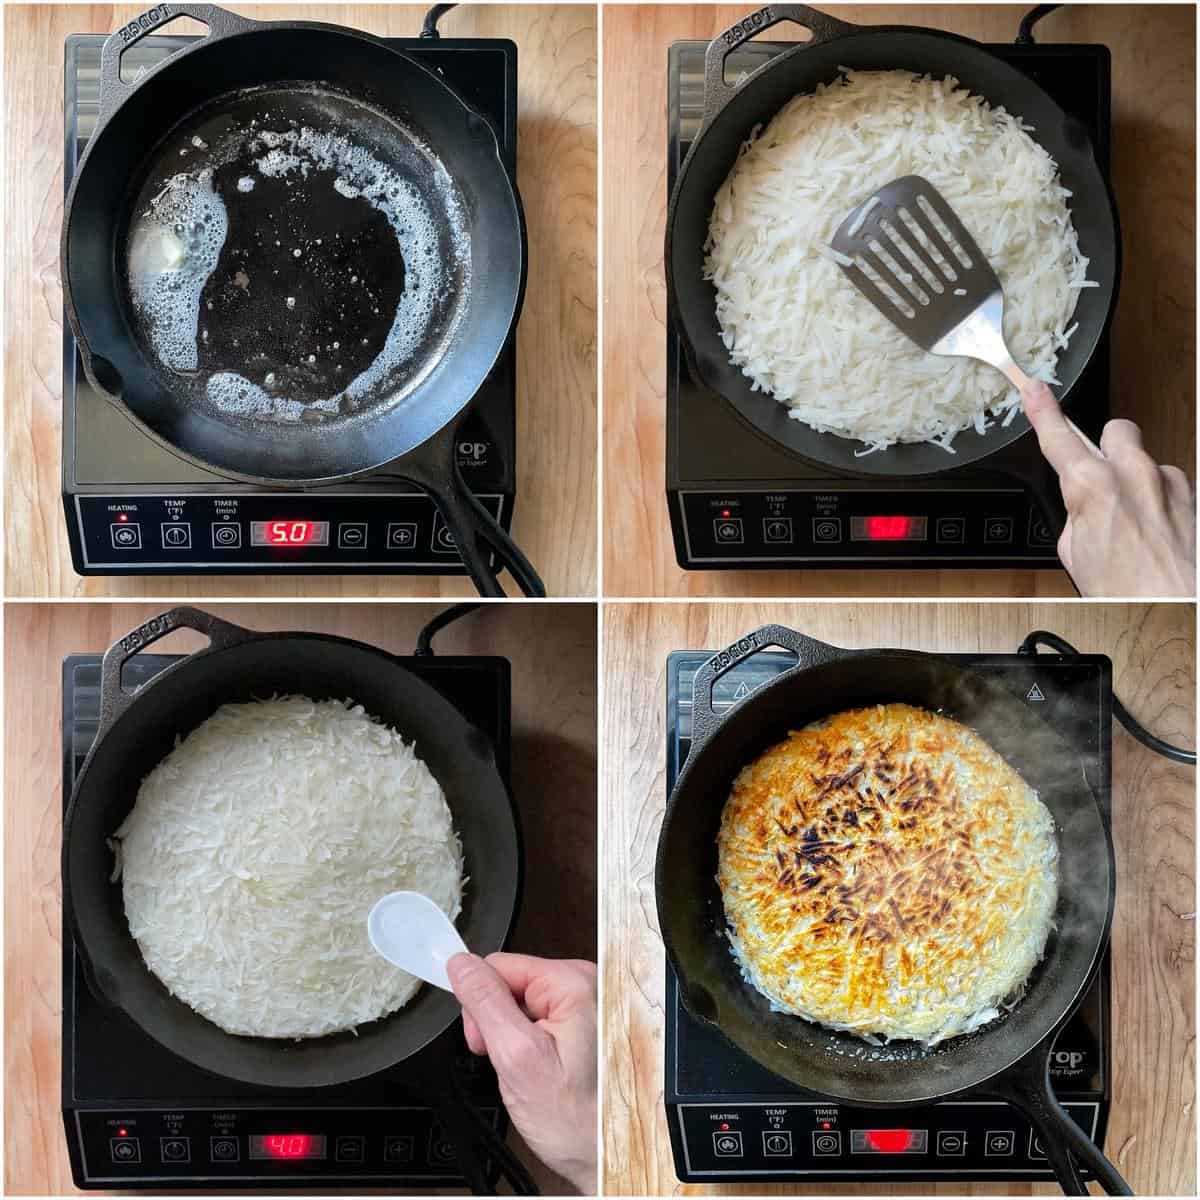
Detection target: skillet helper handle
<box><xmin>99</xmin><ymin>606</ymin><xmax>254</xmax><ymax>734</ymax></box>
<box><xmin>690</xmin><ymin>624</ymin><xmax>845</xmax><ymax>748</ymax></box>
<box><xmin>98</xmin><ymin>4</ymin><xmax>253</xmax><ymax>117</ymax></box>
<box><xmin>995</xmin><ymin>1047</ymin><xmax>1132</xmax><ymax>1195</ymax></box>
<box><xmin>704</xmin><ymin>5</ymin><xmax>857</xmax><ymax>123</ymax></box>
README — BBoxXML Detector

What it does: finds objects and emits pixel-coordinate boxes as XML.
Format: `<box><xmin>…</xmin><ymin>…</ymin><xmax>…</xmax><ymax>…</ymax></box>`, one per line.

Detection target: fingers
<box><xmin>481</xmin><ymin>953</ymin><xmax>597</xmax><ymax>1021</ymax></box>
<box><xmin>1021</xmin><ymin>379</ymin><xmax>1098</xmax><ymax>477</ymax></box>
<box><xmin>1099</xmin><ymin>418</ymin><xmax>1143</xmax><ymax>457</ymax></box>
<box><xmin>462</xmin><ymin>1010</ymin><xmax>486</xmax><ymax>1056</ymax></box>
<box><xmin>447</xmin><ymin>953</ymin><xmax>535</xmax><ymax>1048</ymax></box>
<box><xmin>1161</xmin><ymin>464</ymin><xmax>1193</xmax><ymax>509</ymax></box>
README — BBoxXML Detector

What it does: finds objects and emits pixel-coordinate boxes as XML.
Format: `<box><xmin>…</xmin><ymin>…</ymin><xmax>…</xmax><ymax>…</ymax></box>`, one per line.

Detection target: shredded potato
<box><xmin>115</xmin><ymin>696</ymin><xmax>462</xmax><ymax>1039</ymax></box>
<box><xmin>705</xmin><ymin>69</ymin><xmax>1092</xmax><ymax>452</ymax></box>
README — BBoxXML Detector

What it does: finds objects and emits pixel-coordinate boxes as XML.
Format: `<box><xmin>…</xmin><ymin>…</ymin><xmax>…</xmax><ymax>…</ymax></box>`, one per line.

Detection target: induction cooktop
<box><xmin>63</xmin><ymin>33</ymin><xmax>517</xmax><ymax>575</ymax></box>
<box><xmin>664</xmin><ymin>647</ymin><xmax>1112</xmax><ymax>1182</ymax></box>
<box><xmin>667</xmin><ymin>29</ymin><xmax>1112</xmax><ymax>570</ymax></box>
<box><xmin>62</xmin><ymin>651</ymin><xmax>511</xmax><ymax>1188</ymax></box>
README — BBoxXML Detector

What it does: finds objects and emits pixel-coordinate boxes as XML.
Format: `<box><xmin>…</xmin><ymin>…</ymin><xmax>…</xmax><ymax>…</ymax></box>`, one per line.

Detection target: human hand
<box><xmin>447</xmin><ymin>952</ymin><xmax>598</xmax><ymax>1195</ymax></box>
<box><xmin>1022</xmin><ymin>379</ymin><xmax>1195</xmax><ymax>597</ymax></box>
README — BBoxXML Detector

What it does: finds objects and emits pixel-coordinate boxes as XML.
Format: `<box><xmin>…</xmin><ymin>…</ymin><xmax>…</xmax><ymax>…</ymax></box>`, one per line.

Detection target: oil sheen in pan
<box><xmin>122</xmin><ymin>84</ymin><xmax>472</xmax><ymax>429</ymax></box>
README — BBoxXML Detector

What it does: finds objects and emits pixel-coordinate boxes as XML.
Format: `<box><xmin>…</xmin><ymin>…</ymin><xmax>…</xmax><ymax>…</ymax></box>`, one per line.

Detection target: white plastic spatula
<box><xmin>367</xmin><ymin>891</ymin><xmax>467</xmax><ymax>992</ymax></box>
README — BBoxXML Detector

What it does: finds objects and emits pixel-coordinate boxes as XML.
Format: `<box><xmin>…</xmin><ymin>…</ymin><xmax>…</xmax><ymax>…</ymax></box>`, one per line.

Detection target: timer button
<box><xmin>211</xmin><ymin>522</ymin><xmax>241</xmax><ymax>549</ymax></box>
<box><xmin>211</xmin><ymin>1136</ymin><xmax>239</xmax><ymax>1162</ymax></box>
<box><xmin>812</xmin><ymin>517</ymin><xmax>842</xmax><ymax>543</ymax></box>
<box><xmin>110</xmin><ymin>1136</ymin><xmax>141</xmax><ymax>1164</ymax></box>
<box><xmin>337</xmin><ymin>522</ymin><xmax>368</xmax><ymax>550</ymax></box>
<box><xmin>812</xmin><ymin>1130</ymin><xmax>842</xmax><ymax>1156</ymax></box>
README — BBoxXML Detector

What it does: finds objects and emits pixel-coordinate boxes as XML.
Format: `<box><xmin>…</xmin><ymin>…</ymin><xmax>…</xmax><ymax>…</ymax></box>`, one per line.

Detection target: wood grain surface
<box><xmin>601</xmin><ymin>4</ymin><xmax>1196</xmax><ymax>598</ymax></box>
<box><xmin>3</xmin><ymin>3</ymin><xmax>597</xmax><ymax>598</ymax></box>
<box><xmin>4</xmin><ymin>600</ymin><xmax>598</xmax><ymax>1196</ymax></box>
<box><xmin>602</xmin><ymin>601</ymin><xmax>1196</xmax><ymax>1195</ymax></box>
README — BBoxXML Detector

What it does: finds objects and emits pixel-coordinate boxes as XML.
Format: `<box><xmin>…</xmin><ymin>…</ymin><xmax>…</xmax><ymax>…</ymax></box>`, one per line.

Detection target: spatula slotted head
<box><xmin>830</xmin><ymin>176</ymin><xmax>1002</xmax><ymax>354</ymax></box>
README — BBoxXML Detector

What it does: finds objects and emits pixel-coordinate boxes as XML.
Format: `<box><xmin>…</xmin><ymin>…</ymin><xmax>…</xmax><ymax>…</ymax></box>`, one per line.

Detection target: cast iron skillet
<box><xmin>656</xmin><ymin>624</ymin><xmax>1129</xmax><ymax>1195</ymax></box>
<box><xmin>666</xmin><ymin>4</ymin><xmax>1121</xmax><ymax>535</ymax></box>
<box><xmin>62</xmin><ymin>607</ymin><xmax>528</xmax><ymax>1189</ymax></box>
<box><xmin>62</xmin><ymin>4</ymin><xmax>542</xmax><ymax>597</ymax></box>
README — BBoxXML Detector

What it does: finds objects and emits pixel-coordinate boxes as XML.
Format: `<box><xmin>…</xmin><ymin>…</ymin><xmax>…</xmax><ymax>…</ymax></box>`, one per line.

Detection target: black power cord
<box><xmin>1018</xmin><ymin>630</ymin><xmax>1196</xmax><ymax>765</ymax></box>
<box><xmin>421</xmin><ymin>3</ymin><xmax>458</xmax><ymax>39</ymax></box>
<box><xmin>414</xmin><ymin>603</ymin><xmax>482</xmax><ymax>656</ymax></box>
<box><xmin>1016</xmin><ymin>4</ymin><xmax>1061</xmax><ymax>45</ymax></box>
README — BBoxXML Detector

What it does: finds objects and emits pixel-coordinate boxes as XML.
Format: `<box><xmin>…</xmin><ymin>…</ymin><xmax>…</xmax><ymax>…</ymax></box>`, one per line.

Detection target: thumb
<box><xmin>447</xmin><ymin>953</ymin><xmax>532</xmax><ymax>1048</ymax></box>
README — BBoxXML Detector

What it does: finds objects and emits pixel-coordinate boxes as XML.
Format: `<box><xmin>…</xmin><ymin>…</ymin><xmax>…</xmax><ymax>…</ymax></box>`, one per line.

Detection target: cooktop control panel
<box><xmin>71</xmin><ymin>494</ymin><xmax>503</xmax><ymax>572</ymax></box>
<box><xmin>677</xmin><ymin>488</ymin><xmax>1055</xmax><ymax>565</ymax></box>
<box><xmin>673</xmin><ymin>1101</ymin><xmax>1100</xmax><ymax>1179</ymax></box>
<box><xmin>74</xmin><ymin>1108</ymin><xmax>499</xmax><ymax>1185</ymax></box>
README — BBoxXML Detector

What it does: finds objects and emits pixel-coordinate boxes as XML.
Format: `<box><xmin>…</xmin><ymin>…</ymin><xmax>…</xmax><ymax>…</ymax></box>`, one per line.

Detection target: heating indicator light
<box><xmin>248</xmin><ymin>1134</ymin><xmax>327</xmax><ymax>1160</ymax></box>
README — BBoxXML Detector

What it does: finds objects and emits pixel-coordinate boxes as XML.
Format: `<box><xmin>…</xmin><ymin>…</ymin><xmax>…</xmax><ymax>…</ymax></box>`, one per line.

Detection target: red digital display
<box><xmin>270</xmin><ymin>521</ymin><xmax>313</xmax><ymax>544</ymax></box>
<box><xmin>249</xmin><ymin>520</ymin><xmax>330</xmax><ymax>548</ymax></box>
<box><xmin>865</xmin><ymin>515</ymin><xmax>913</xmax><ymax>540</ymax></box>
<box><xmin>867</xmin><ymin>1129</ymin><xmax>915</xmax><ymax>1153</ymax></box>
<box><xmin>248</xmin><ymin>1133</ymin><xmax>326</xmax><ymax>1160</ymax></box>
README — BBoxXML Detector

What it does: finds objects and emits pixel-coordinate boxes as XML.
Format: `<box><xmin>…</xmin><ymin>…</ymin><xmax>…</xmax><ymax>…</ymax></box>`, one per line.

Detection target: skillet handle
<box><xmin>990</xmin><ymin>1044</ymin><xmax>1133</xmax><ymax>1195</ymax></box>
<box><xmin>98</xmin><ymin>4</ymin><xmax>254</xmax><ymax>118</ymax></box>
<box><xmin>703</xmin><ymin>5</ymin><xmax>858</xmax><ymax>125</ymax></box>
<box><xmin>399</xmin><ymin>424</ymin><xmax>546</xmax><ymax>598</ymax></box>
<box><xmin>99</xmin><ymin>606</ymin><xmax>255</xmax><ymax>735</ymax></box>
<box><xmin>690</xmin><ymin>624</ymin><xmax>846</xmax><ymax>749</ymax></box>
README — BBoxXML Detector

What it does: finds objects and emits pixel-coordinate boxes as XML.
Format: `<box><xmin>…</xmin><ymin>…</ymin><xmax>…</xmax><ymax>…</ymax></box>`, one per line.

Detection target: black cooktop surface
<box><xmin>663</xmin><ymin>646</ymin><xmax>1112</xmax><ymax>1182</ymax></box>
<box><xmin>63</xmin><ymin>34</ymin><xmax>517</xmax><ymax>575</ymax></box>
<box><xmin>667</xmin><ymin>35</ymin><xmax>1112</xmax><ymax>570</ymax></box>
<box><xmin>62</xmin><ymin>651</ymin><xmax>510</xmax><ymax>1188</ymax></box>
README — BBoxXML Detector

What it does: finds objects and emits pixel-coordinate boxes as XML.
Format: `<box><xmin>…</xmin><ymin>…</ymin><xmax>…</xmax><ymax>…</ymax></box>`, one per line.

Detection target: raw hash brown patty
<box><xmin>717</xmin><ymin>703</ymin><xmax>1058</xmax><ymax>1045</ymax></box>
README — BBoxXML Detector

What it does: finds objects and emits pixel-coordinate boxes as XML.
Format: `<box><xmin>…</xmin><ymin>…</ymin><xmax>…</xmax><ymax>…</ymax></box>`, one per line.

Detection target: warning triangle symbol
<box><xmin>1026</xmin><ymin>683</ymin><xmax>1046</xmax><ymax>702</ymax></box>
<box><xmin>732</xmin><ymin>681</ymin><xmax>750</xmax><ymax>702</ymax></box>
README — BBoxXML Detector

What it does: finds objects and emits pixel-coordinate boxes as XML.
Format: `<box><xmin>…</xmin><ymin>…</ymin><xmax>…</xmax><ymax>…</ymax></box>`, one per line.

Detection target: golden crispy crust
<box><xmin>717</xmin><ymin>703</ymin><xmax>1057</xmax><ymax>1044</ymax></box>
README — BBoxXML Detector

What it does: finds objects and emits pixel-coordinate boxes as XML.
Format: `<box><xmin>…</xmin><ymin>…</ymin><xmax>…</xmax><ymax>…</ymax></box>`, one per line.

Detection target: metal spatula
<box><xmin>830</xmin><ymin>174</ymin><xmax>1101</xmax><ymax>453</ymax></box>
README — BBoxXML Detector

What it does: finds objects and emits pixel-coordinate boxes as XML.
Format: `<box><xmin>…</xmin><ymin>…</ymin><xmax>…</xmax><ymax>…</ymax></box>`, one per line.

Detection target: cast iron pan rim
<box><xmin>664</xmin><ymin>22</ymin><xmax>1120</xmax><ymax>478</ymax></box>
<box><xmin>61</xmin><ymin>19</ymin><xmax>525</xmax><ymax>488</ymax></box>
<box><xmin>656</xmin><ymin>645</ymin><xmax>1115</xmax><ymax>1105</ymax></box>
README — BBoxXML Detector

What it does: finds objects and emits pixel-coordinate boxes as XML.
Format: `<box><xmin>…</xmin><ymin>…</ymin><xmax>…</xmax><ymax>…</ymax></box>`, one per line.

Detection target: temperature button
<box><xmin>762</xmin><ymin>517</ymin><xmax>793</xmax><ymax>544</ymax></box>
<box><xmin>762</xmin><ymin>1131</ymin><xmax>793</xmax><ymax>1156</ymax></box>
<box><xmin>161</xmin><ymin>522</ymin><xmax>192</xmax><ymax>549</ymax></box>
<box><xmin>110</xmin><ymin>1137</ymin><xmax>141</xmax><ymax>1164</ymax></box>
<box><xmin>160</xmin><ymin>1136</ymin><xmax>190</xmax><ymax>1163</ymax></box>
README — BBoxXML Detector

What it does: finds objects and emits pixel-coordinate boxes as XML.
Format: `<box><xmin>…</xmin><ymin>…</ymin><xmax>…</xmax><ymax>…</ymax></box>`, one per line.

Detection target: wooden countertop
<box><xmin>602</xmin><ymin>4</ymin><xmax>1196</xmax><ymax>598</ymax></box>
<box><xmin>3</xmin><ymin>601</ymin><xmax>598</xmax><ymax>1196</ymax></box>
<box><xmin>3</xmin><ymin>3</ymin><xmax>597</xmax><ymax>598</ymax></box>
<box><xmin>602</xmin><ymin>601</ymin><xmax>1195</xmax><ymax>1194</ymax></box>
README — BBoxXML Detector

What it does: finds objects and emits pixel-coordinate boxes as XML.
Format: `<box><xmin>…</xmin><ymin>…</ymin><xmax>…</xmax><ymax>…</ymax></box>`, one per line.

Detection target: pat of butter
<box><xmin>159</xmin><ymin>231</ymin><xmax>185</xmax><ymax>269</ymax></box>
